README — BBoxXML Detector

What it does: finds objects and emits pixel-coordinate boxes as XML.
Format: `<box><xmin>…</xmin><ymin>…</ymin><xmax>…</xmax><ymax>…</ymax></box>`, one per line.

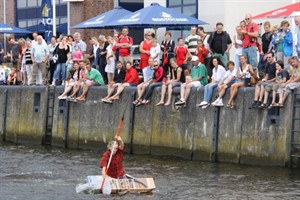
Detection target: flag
<box><xmin>40</xmin><ymin>0</ymin><xmax>53</xmax><ymax>42</ymax></box>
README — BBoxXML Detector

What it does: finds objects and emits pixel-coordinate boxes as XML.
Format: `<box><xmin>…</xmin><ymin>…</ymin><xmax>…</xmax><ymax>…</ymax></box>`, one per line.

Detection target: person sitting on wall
<box><xmin>196</xmin><ymin>57</ymin><xmax>226</xmax><ymax>109</ymax></box>
<box><xmin>226</xmin><ymin>55</ymin><xmax>255</xmax><ymax>108</ymax></box>
<box><xmin>132</xmin><ymin>58</ymin><xmax>155</xmax><ymax>105</ymax></box>
<box><xmin>261</xmin><ymin>60</ymin><xmax>289</xmax><ymax>109</ymax></box>
<box><xmin>67</xmin><ymin>59</ymin><xmax>88</xmax><ymax>102</ymax></box>
<box><xmin>175</xmin><ymin>56</ymin><xmax>208</xmax><ymax>107</ymax></box>
<box><xmin>58</xmin><ymin>62</ymin><xmax>81</xmax><ymax>99</ymax></box>
<box><xmin>101</xmin><ymin>61</ymin><xmax>126</xmax><ymax>102</ymax></box>
<box><xmin>275</xmin><ymin>56</ymin><xmax>300</xmax><ymax>107</ymax></box>
<box><xmin>211</xmin><ymin>61</ymin><xmax>238</xmax><ymax>107</ymax></box>
<box><xmin>137</xmin><ymin>60</ymin><xmax>165</xmax><ymax>106</ymax></box>
<box><xmin>249</xmin><ymin>52</ymin><xmax>277</xmax><ymax>109</ymax></box>
<box><xmin>104</xmin><ymin>61</ymin><xmax>139</xmax><ymax>103</ymax></box>
<box><xmin>156</xmin><ymin>58</ymin><xmax>185</xmax><ymax>106</ymax></box>
<box><xmin>75</xmin><ymin>61</ymin><xmax>105</xmax><ymax>102</ymax></box>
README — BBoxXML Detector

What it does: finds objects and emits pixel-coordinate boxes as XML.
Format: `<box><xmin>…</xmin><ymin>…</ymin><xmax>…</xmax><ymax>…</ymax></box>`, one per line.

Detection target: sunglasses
<box><xmin>153</xmin><ymin>65</ymin><xmax>159</xmax><ymax>67</ymax></box>
<box><xmin>245</xmin><ymin>18</ymin><xmax>250</xmax><ymax>20</ymax></box>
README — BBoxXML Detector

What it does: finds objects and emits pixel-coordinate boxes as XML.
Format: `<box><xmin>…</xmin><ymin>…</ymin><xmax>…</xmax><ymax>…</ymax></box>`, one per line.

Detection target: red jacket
<box><xmin>153</xmin><ymin>66</ymin><xmax>164</xmax><ymax>82</ymax></box>
<box><xmin>125</xmin><ymin>67</ymin><xmax>139</xmax><ymax>85</ymax></box>
<box><xmin>99</xmin><ymin>148</ymin><xmax>125</xmax><ymax>178</ymax></box>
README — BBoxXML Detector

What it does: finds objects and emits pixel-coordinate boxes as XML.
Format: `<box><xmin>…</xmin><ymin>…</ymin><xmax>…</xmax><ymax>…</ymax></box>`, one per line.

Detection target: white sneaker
<box><xmin>216</xmin><ymin>100</ymin><xmax>224</xmax><ymax>107</ymax></box>
<box><xmin>201</xmin><ymin>103</ymin><xmax>210</xmax><ymax>109</ymax></box>
<box><xmin>196</xmin><ymin>101</ymin><xmax>208</xmax><ymax>107</ymax></box>
<box><xmin>212</xmin><ymin>98</ymin><xmax>220</xmax><ymax>106</ymax></box>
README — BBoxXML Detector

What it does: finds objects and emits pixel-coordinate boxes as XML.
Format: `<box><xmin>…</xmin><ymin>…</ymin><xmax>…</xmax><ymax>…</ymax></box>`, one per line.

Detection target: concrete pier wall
<box><xmin>0</xmin><ymin>86</ymin><xmax>294</xmax><ymax>166</ymax></box>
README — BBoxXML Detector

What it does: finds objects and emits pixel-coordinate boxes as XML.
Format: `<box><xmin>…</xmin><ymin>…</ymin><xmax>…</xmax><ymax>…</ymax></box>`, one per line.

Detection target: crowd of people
<box><xmin>0</xmin><ymin>14</ymin><xmax>300</xmax><ymax>107</ymax></box>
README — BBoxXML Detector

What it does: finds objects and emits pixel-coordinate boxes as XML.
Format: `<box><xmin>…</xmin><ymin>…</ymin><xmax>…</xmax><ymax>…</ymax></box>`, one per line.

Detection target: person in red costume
<box><xmin>99</xmin><ymin>136</ymin><xmax>125</xmax><ymax>179</ymax></box>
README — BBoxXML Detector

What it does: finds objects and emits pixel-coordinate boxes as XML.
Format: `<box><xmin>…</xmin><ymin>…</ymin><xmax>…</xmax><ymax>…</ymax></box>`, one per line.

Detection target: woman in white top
<box><xmin>234</xmin><ymin>26</ymin><xmax>243</xmax><ymax>68</ymax></box>
<box><xmin>197</xmin><ymin>57</ymin><xmax>226</xmax><ymax>108</ymax></box>
<box><xmin>227</xmin><ymin>55</ymin><xmax>255</xmax><ymax>108</ymax></box>
<box><xmin>105</xmin><ymin>36</ymin><xmax>116</xmax><ymax>83</ymax></box>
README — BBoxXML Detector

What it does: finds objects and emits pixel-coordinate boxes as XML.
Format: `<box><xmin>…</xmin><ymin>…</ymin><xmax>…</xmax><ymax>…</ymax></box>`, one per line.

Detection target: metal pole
<box><xmin>3</xmin><ymin>0</ymin><xmax>6</xmax><ymax>53</ymax></box>
<box><xmin>52</xmin><ymin>0</ymin><xmax>56</xmax><ymax>36</ymax></box>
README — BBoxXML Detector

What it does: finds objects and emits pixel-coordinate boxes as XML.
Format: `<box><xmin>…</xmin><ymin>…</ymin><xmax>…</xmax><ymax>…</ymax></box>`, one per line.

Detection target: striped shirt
<box><xmin>185</xmin><ymin>34</ymin><xmax>200</xmax><ymax>54</ymax></box>
<box><xmin>25</xmin><ymin>48</ymin><xmax>33</xmax><ymax>65</ymax></box>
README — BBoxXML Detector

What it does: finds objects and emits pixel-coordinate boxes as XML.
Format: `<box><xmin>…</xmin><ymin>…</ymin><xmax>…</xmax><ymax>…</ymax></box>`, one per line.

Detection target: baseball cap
<box><xmin>191</xmin><ymin>56</ymin><xmax>199</xmax><ymax>62</ymax></box>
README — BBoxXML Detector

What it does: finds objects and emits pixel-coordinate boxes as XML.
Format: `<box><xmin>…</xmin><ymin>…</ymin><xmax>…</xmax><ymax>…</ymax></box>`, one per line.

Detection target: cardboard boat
<box><xmin>76</xmin><ymin>175</ymin><xmax>155</xmax><ymax>194</ymax></box>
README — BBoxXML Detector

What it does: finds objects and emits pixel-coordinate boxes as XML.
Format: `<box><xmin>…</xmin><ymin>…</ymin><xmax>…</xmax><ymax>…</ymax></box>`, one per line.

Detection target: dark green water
<box><xmin>1</xmin><ymin>143</ymin><xmax>300</xmax><ymax>200</ymax></box>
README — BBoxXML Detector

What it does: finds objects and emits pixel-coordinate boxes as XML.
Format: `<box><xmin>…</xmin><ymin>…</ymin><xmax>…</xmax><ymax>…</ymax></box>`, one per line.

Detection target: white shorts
<box><xmin>189</xmin><ymin>81</ymin><xmax>201</xmax><ymax>88</ymax></box>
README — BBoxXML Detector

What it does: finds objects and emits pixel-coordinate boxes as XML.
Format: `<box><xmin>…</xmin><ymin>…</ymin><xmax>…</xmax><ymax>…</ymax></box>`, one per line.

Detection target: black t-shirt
<box><xmin>57</xmin><ymin>45</ymin><xmax>70</xmax><ymax>63</ymax></box>
<box><xmin>277</xmin><ymin>69</ymin><xmax>289</xmax><ymax>81</ymax></box>
<box><xmin>211</xmin><ymin>33</ymin><xmax>223</xmax><ymax>54</ymax></box>
<box><xmin>266</xmin><ymin>62</ymin><xmax>276</xmax><ymax>80</ymax></box>
<box><xmin>261</xmin><ymin>31</ymin><xmax>272</xmax><ymax>54</ymax></box>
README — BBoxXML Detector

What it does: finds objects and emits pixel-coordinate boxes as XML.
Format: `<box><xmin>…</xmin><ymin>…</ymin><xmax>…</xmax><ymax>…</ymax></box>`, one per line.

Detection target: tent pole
<box><xmin>3</xmin><ymin>0</ymin><xmax>6</xmax><ymax>53</ymax></box>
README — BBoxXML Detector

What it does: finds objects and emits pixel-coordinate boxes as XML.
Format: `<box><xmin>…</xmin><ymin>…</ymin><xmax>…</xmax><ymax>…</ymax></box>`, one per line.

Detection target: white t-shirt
<box><xmin>223</xmin><ymin>69</ymin><xmax>237</xmax><ymax>84</ymax></box>
<box><xmin>212</xmin><ymin>65</ymin><xmax>226</xmax><ymax>82</ymax></box>
<box><xmin>150</xmin><ymin>44</ymin><xmax>161</xmax><ymax>64</ymax></box>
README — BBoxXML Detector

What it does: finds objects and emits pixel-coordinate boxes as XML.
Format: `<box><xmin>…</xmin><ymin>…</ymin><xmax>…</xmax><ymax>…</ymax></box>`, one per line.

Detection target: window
<box><xmin>27</xmin><ymin>0</ymin><xmax>38</xmax><ymax>7</ymax></box>
<box><xmin>17</xmin><ymin>0</ymin><xmax>27</xmax><ymax>8</ymax></box>
<box><xmin>167</xmin><ymin>0</ymin><xmax>198</xmax><ymax>39</ymax></box>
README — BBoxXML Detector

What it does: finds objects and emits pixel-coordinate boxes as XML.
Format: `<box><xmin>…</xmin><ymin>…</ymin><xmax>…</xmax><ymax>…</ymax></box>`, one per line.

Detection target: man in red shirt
<box><xmin>99</xmin><ymin>136</ymin><xmax>125</xmax><ymax>179</ymax></box>
<box><xmin>116</xmin><ymin>27</ymin><xmax>133</xmax><ymax>67</ymax></box>
<box><xmin>241</xmin><ymin>13</ymin><xmax>259</xmax><ymax>70</ymax></box>
<box><xmin>174</xmin><ymin>38</ymin><xmax>189</xmax><ymax>76</ymax></box>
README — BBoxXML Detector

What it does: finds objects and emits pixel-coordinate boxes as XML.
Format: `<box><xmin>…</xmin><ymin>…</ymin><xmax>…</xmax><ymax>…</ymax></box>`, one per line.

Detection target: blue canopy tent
<box><xmin>0</xmin><ymin>23</ymin><xmax>32</xmax><ymax>34</ymax></box>
<box><xmin>106</xmin><ymin>3</ymin><xmax>208</xmax><ymax>29</ymax></box>
<box><xmin>72</xmin><ymin>6</ymin><xmax>132</xmax><ymax>29</ymax></box>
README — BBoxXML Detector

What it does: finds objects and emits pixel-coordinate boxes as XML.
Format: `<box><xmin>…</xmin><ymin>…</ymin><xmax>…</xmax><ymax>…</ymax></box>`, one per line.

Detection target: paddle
<box><xmin>100</xmin><ymin>108</ymin><xmax>126</xmax><ymax>194</ymax></box>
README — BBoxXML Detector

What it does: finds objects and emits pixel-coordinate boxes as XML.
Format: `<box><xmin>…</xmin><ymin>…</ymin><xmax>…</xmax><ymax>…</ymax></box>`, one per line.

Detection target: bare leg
<box><xmin>77</xmin><ymin>84</ymin><xmax>92</xmax><ymax>101</ymax></box>
<box><xmin>258</xmin><ymin>85</ymin><xmax>265</xmax><ymax>102</ymax></box>
<box><xmin>254</xmin><ymin>85</ymin><xmax>260</xmax><ymax>101</ymax></box>
<box><xmin>164</xmin><ymin>84</ymin><xmax>173</xmax><ymax>106</ymax></box>
<box><xmin>180</xmin><ymin>83</ymin><xmax>186</xmax><ymax>100</ymax></box>
<box><xmin>105</xmin><ymin>84</ymin><xmax>117</xmax><ymax>98</ymax></box>
<box><xmin>157</xmin><ymin>84</ymin><xmax>167</xmax><ymax>105</ymax></box>
<box><xmin>183</xmin><ymin>84</ymin><xmax>193</xmax><ymax>101</ymax></box>
<box><xmin>70</xmin><ymin>83</ymin><xmax>81</xmax><ymax>98</ymax></box>
<box><xmin>263</xmin><ymin>91</ymin><xmax>269</xmax><ymax>104</ymax></box>
<box><xmin>218</xmin><ymin>85</ymin><xmax>227</xmax><ymax>98</ymax></box>
<box><xmin>110</xmin><ymin>83</ymin><xmax>129</xmax><ymax>100</ymax></box>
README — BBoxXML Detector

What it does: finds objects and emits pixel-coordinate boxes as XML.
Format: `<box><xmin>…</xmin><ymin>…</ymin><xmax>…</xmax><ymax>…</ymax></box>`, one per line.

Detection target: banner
<box><xmin>40</xmin><ymin>0</ymin><xmax>53</xmax><ymax>42</ymax></box>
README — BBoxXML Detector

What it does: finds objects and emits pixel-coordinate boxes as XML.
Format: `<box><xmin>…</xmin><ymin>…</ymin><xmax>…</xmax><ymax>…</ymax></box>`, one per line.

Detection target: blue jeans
<box><xmin>53</xmin><ymin>62</ymin><xmax>67</xmax><ymax>81</ymax></box>
<box><xmin>203</xmin><ymin>82</ymin><xmax>218</xmax><ymax>103</ymax></box>
<box><xmin>243</xmin><ymin>46</ymin><xmax>258</xmax><ymax>70</ymax></box>
<box><xmin>144</xmin><ymin>82</ymin><xmax>162</xmax><ymax>100</ymax></box>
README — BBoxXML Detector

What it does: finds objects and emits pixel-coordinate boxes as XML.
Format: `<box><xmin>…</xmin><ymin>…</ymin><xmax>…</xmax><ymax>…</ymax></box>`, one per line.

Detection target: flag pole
<box><xmin>52</xmin><ymin>0</ymin><xmax>56</xmax><ymax>36</ymax></box>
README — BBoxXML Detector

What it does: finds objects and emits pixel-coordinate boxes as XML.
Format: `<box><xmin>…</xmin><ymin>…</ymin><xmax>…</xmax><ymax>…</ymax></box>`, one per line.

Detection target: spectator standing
<box><xmin>197</xmin><ymin>26</ymin><xmax>211</xmax><ymax>68</ymax></box>
<box><xmin>6</xmin><ymin>37</ymin><xmax>20</xmax><ymax>69</ymax></box>
<box><xmin>52</xmin><ymin>36</ymin><xmax>70</xmax><ymax>86</ymax></box>
<box><xmin>174</xmin><ymin>38</ymin><xmax>189</xmax><ymax>76</ymax></box>
<box><xmin>0</xmin><ymin>41</ymin><xmax>3</xmax><ymax>65</ymax></box>
<box><xmin>295</xmin><ymin>17</ymin><xmax>300</xmax><ymax>58</ymax></box>
<box><xmin>89</xmin><ymin>37</ymin><xmax>99</xmax><ymax>68</ymax></box>
<box><xmin>105</xmin><ymin>36</ymin><xmax>116</xmax><ymax>83</ymax></box>
<box><xmin>161</xmin><ymin>31</ymin><xmax>175</xmax><ymax>77</ymax></box>
<box><xmin>139</xmin><ymin>31</ymin><xmax>154</xmax><ymax>70</ymax></box>
<box><xmin>208</xmin><ymin>22</ymin><xmax>232</xmax><ymax>66</ymax></box>
<box><xmin>47</xmin><ymin>36</ymin><xmax>58</xmax><ymax>85</ymax></box>
<box><xmin>194</xmin><ymin>39</ymin><xmax>208</xmax><ymax>65</ymax></box>
<box><xmin>72</xmin><ymin>32</ymin><xmax>87</xmax><ymax>55</ymax></box>
<box><xmin>96</xmin><ymin>35</ymin><xmax>109</xmax><ymax>84</ymax></box>
<box><xmin>19</xmin><ymin>38</ymin><xmax>27</xmax><ymax>85</ymax></box>
<box><xmin>233</xmin><ymin>26</ymin><xmax>244</xmax><ymax>69</ymax></box>
<box><xmin>31</xmin><ymin>36</ymin><xmax>49</xmax><ymax>85</ymax></box>
<box><xmin>150</xmin><ymin>39</ymin><xmax>161</xmax><ymax>64</ymax></box>
<box><xmin>175</xmin><ymin>56</ymin><xmax>208</xmax><ymax>107</ymax></box>
<box><xmin>185</xmin><ymin>26</ymin><xmax>200</xmax><ymax>69</ymax></box>
<box><xmin>272</xmin><ymin>20</ymin><xmax>293</xmax><ymax>69</ymax></box>
<box><xmin>196</xmin><ymin>57</ymin><xmax>226</xmax><ymax>108</ymax></box>
<box><xmin>116</xmin><ymin>27</ymin><xmax>133</xmax><ymax>67</ymax></box>
<box><xmin>241</xmin><ymin>14</ymin><xmax>259</xmax><ymax>70</ymax></box>
<box><xmin>258</xmin><ymin>22</ymin><xmax>273</xmax><ymax>75</ymax></box>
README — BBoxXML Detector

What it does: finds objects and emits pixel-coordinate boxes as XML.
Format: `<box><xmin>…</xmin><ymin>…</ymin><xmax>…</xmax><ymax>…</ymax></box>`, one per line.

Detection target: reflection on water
<box><xmin>1</xmin><ymin>143</ymin><xmax>300</xmax><ymax>200</ymax></box>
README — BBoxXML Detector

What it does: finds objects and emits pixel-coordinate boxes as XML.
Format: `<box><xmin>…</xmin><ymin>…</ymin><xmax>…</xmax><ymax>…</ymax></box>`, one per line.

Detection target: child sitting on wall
<box><xmin>7</xmin><ymin>67</ymin><xmax>17</xmax><ymax>85</ymax></box>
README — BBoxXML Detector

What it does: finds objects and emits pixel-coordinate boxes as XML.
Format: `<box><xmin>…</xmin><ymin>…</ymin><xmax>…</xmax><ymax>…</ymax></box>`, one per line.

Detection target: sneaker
<box><xmin>215</xmin><ymin>100</ymin><xmax>224</xmax><ymax>107</ymax></box>
<box><xmin>196</xmin><ymin>101</ymin><xmax>208</xmax><ymax>107</ymax></box>
<box><xmin>102</xmin><ymin>99</ymin><xmax>113</xmax><ymax>104</ymax></box>
<box><xmin>201</xmin><ymin>103</ymin><xmax>210</xmax><ymax>109</ymax></box>
<box><xmin>70</xmin><ymin>97</ymin><xmax>77</xmax><ymax>103</ymax></box>
<box><xmin>175</xmin><ymin>99</ymin><xmax>186</xmax><ymax>105</ymax></box>
<box><xmin>211</xmin><ymin>98</ymin><xmax>220</xmax><ymax>106</ymax></box>
<box><xmin>58</xmin><ymin>95</ymin><xmax>67</xmax><ymax>100</ymax></box>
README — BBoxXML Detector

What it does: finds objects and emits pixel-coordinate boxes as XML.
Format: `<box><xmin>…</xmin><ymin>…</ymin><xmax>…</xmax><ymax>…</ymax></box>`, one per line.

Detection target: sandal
<box><xmin>133</xmin><ymin>99</ymin><xmax>141</xmax><ymax>105</ymax></box>
<box><xmin>135</xmin><ymin>101</ymin><xmax>142</xmax><ymax>107</ymax></box>
<box><xmin>258</xmin><ymin>103</ymin><xmax>267</xmax><ymax>108</ymax></box>
<box><xmin>156</xmin><ymin>102</ymin><xmax>164</xmax><ymax>106</ymax></box>
<box><xmin>268</xmin><ymin>103</ymin><xmax>276</xmax><ymax>109</ymax></box>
